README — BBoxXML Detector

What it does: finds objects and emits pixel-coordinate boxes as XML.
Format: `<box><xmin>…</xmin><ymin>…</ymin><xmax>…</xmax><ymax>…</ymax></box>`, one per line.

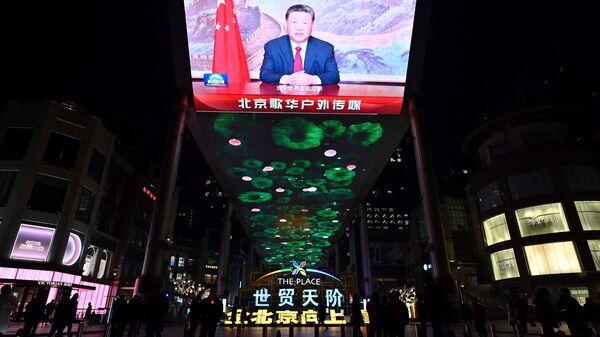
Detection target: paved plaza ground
<box><xmin>5</xmin><ymin>320</ymin><xmax>565</xmax><ymax>337</ymax></box>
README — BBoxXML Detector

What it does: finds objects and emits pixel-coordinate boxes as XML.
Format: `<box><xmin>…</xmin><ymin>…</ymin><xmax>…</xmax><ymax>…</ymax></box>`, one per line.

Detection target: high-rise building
<box><xmin>463</xmin><ymin>105</ymin><xmax>600</xmax><ymax>300</ymax></box>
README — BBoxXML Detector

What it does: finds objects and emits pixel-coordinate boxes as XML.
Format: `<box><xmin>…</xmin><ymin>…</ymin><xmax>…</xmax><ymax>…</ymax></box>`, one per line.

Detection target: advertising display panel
<box><xmin>184</xmin><ymin>0</ymin><xmax>416</xmax><ymax>114</ymax></box>
<box><xmin>10</xmin><ymin>224</ymin><xmax>55</xmax><ymax>262</ymax></box>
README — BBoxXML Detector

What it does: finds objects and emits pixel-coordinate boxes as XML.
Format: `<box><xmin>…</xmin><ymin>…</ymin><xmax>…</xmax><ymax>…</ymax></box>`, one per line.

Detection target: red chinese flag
<box><xmin>212</xmin><ymin>0</ymin><xmax>250</xmax><ymax>84</ymax></box>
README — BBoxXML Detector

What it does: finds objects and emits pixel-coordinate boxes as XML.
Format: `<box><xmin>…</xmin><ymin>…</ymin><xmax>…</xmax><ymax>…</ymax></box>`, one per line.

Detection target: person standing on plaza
<box><xmin>50</xmin><ymin>296</ymin><xmax>70</xmax><ymax>337</ymax></box>
<box><xmin>583</xmin><ymin>296</ymin><xmax>600</xmax><ymax>337</ymax></box>
<box><xmin>471</xmin><ymin>298</ymin><xmax>488</xmax><ymax>337</ymax></box>
<box><xmin>188</xmin><ymin>294</ymin><xmax>203</xmax><ymax>337</ymax></box>
<box><xmin>199</xmin><ymin>294</ymin><xmax>222</xmax><ymax>337</ymax></box>
<box><xmin>507</xmin><ymin>298</ymin><xmax>519</xmax><ymax>334</ymax></box>
<box><xmin>65</xmin><ymin>293</ymin><xmax>79</xmax><ymax>337</ymax></box>
<box><xmin>556</xmin><ymin>288</ymin><xmax>585</xmax><ymax>337</ymax></box>
<box><xmin>23</xmin><ymin>297</ymin><xmax>45</xmax><ymax>337</ymax></box>
<box><xmin>350</xmin><ymin>294</ymin><xmax>364</xmax><ymax>337</ymax></box>
<box><xmin>0</xmin><ymin>285</ymin><xmax>16</xmax><ymax>337</ymax></box>
<box><xmin>386</xmin><ymin>291</ymin><xmax>409</xmax><ymax>337</ymax></box>
<box><xmin>414</xmin><ymin>295</ymin><xmax>427</xmax><ymax>337</ymax></box>
<box><xmin>110</xmin><ymin>296</ymin><xmax>126</xmax><ymax>337</ymax></box>
<box><xmin>367</xmin><ymin>292</ymin><xmax>384</xmax><ymax>337</ymax></box>
<box><xmin>145</xmin><ymin>292</ymin><xmax>169</xmax><ymax>337</ymax></box>
<box><xmin>515</xmin><ymin>294</ymin><xmax>529</xmax><ymax>336</ymax></box>
<box><xmin>44</xmin><ymin>300</ymin><xmax>56</xmax><ymax>327</ymax></box>
<box><xmin>85</xmin><ymin>302</ymin><xmax>92</xmax><ymax>321</ymax></box>
<box><xmin>127</xmin><ymin>296</ymin><xmax>143</xmax><ymax>337</ymax></box>
<box><xmin>534</xmin><ymin>288</ymin><xmax>557</xmax><ymax>337</ymax></box>
<box><xmin>317</xmin><ymin>300</ymin><xmax>327</xmax><ymax>331</ymax></box>
<box><xmin>424</xmin><ymin>280</ymin><xmax>449</xmax><ymax>337</ymax></box>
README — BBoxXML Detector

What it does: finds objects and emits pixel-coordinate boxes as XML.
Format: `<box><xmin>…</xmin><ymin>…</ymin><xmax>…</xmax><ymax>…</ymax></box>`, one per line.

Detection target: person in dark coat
<box><xmin>534</xmin><ymin>288</ymin><xmax>557</xmax><ymax>337</ymax></box>
<box><xmin>199</xmin><ymin>294</ymin><xmax>222</xmax><ymax>337</ymax></box>
<box><xmin>387</xmin><ymin>291</ymin><xmax>409</xmax><ymax>337</ymax></box>
<box><xmin>127</xmin><ymin>296</ymin><xmax>143</xmax><ymax>337</ymax></box>
<box><xmin>583</xmin><ymin>297</ymin><xmax>600</xmax><ymax>337</ymax></box>
<box><xmin>49</xmin><ymin>297</ymin><xmax>70</xmax><ymax>337</ymax></box>
<box><xmin>23</xmin><ymin>297</ymin><xmax>45</xmax><ymax>337</ymax></box>
<box><xmin>350</xmin><ymin>294</ymin><xmax>364</xmax><ymax>337</ymax></box>
<box><xmin>145</xmin><ymin>292</ymin><xmax>169</xmax><ymax>337</ymax></box>
<box><xmin>44</xmin><ymin>300</ymin><xmax>56</xmax><ymax>327</ymax></box>
<box><xmin>317</xmin><ymin>300</ymin><xmax>327</xmax><ymax>331</ymax></box>
<box><xmin>471</xmin><ymin>298</ymin><xmax>487</xmax><ymax>337</ymax></box>
<box><xmin>188</xmin><ymin>295</ymin><xmax>203</xmax><ymax>337</ymax></box>
<box><xmin>85</xmin><ymin>303</ymin><xmax>92</xmax><ymax>321</ymax></box>
<box><xmin>515</xmin><ymin>295</ymin><xmax>529</xmax><ymax>335</ymax></box>
<box><xmin>65</xmin><ymin>294</ymin><xmax>79</xmax><ymax>337</ymax></box>
<box><xmin>424</xmin><ymin>280</ymin><xmax>449</xmax><ymax>337</ymax></box>
<box><xmin>556</xmin><ymin>288</ymin><xmax>585</xmax><ymax>337</ymax></box>
<box><xmin>414</xmin><ymin>295</ymin><xmax>427</xmax><ymax>337</ymax></box>
<box><xmin>367</xmin><ymin>292</ymin><xmax>384</xmax><ymax>337</ymax></box>
<box><xmin>110</xmin><ymin>296</ymin><xmax>127</xmax><ymax>337</ymax></box>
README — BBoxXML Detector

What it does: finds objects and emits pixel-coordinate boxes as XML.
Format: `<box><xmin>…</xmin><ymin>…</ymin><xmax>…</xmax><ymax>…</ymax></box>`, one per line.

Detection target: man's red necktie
<box><xmin>293</xmin><ymin>46</ymin><xmax>303</xmax><ymax>73</ymax></box>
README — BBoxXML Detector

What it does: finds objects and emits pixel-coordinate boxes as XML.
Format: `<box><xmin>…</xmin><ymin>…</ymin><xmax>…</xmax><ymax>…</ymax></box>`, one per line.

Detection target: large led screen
<box><xmin>184</xmin><ymin>0</ymin><xmax>416</xmax><ymax>114</ymax></box>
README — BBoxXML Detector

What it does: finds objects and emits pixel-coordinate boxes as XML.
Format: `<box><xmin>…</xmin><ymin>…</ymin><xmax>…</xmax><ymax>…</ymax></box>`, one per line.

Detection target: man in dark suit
<box><xmin>260</xmin><ymin>4</ymin><xmax>340</xmax><ymax>85</ymax></box>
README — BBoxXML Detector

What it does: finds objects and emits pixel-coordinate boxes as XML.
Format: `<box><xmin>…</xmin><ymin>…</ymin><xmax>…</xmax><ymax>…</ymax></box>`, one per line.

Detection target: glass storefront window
<box><xmin>524</xmin><ymin>242</ymin><xmax>581</xmax><ymax>276</ymax></box>
<box><xmin>575</xmin><ymin>201</ymin><xmax>600</xmax><ymax>231</ymax></box>
<box><xmin>482</xmin><ymin>214</ymin><xmax>511</xmax><ymax>246</ymax></box>
<box><xmin>589</xmin><ymin>240</ymin><xmax>600</xmax><ymax>270</ymax></box>
<box><xmin>490</xmin><ymin>249</ymin><xmax>520</xmax><ymax>280</ymax></box>
<box><xmin>515</xmin><ymin>203</ymin><xmax>569</xmax><ymax>237</ymax></box>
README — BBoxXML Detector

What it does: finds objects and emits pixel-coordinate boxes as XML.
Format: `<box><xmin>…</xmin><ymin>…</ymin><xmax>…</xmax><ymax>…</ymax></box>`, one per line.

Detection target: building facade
<box><xmin>463</xmin><ymin>106</ymin><xmax>600</xmax><ymax>300</ymax></box>
<box><xmin>0</xmin><ymin>101</ymin><xmax>159</xmax><ymax>318</ymax></box>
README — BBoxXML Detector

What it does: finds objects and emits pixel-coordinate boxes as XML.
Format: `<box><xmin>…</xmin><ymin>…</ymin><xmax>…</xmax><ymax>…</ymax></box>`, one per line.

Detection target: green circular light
<box><xmin>324</xmin><ymin>167</ymin><xmax>356</xmax><ymax>182</ymax></box>
<box><xmin>226</xmin><ymin>167</ymin><xmax>252</xmax><ymax>178</ymax></box>
<box><xmin>291</xmin><ymin>160</ymin><xmax>311</xmax><ymax>168</ymax></box>
<box><xmin>318</xmin><ymin>120</ymin><xmax>346</xmax><ymax>138</ymax></box>
<box><xmin>270</xmin><ymin>161</ymin><xmax>287</xmax><ymax>171</ymax></box>
<box><xmin>243</xmin><ymin>159</ymin><xmax>263</xmax><ymax>169</ymax></box>
<box><xmin>316</xmin><ymin>209</ymin><xmax>338</xmax><ymax>219</ymax></box>
<box><xmin>328</xmin><ymin>188</ymin><xmax>354</xmax><ymax>200</ymax></box>
<box><xmin>272</xmin><ymin>118</ymin><xmax>324</xmax><ymax>150</ymax></box>
<box><xmin>251</xmin><ymin>177</ymin><xmax>273</xmax><ymax>189</ymax></box>
<box><xmin>239</xmin><ymin>191</ymin><xmax>272</xmax><ymax>203</ymax></box>
<box><xmin>346</xmin><ymin>122</ymin><xmax>383</xmax><ymax>147</ymax></box>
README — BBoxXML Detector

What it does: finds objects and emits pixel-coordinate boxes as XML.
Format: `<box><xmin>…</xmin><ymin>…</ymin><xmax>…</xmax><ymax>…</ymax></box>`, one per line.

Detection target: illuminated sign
<box><xmin>224</xmin><ymin>262</ymin><xmax>363</xmax><ymax>326</ymax></box>
<box><xmin>204</xmin><ymin>73</ymin><xmax>228</xmax><ymax>87</ymax></box>
<box><xmin>37</xmin><ymin>281</ymin><xmax>73</xmax><ymax>287</ymax></box>
<box><xmin>11</xmin><ymin>224</ymin><xmax>55</xmax><ymax>262</ymax></box>
<box><xmin>142</xmin><ymin>186</ymin><xmax>157</xmax><ymax>201</ymax></box>
<box><xmin>62</xmin><ymin>232</ymin><xmax>83</xmax><ymax>266</ymax></box>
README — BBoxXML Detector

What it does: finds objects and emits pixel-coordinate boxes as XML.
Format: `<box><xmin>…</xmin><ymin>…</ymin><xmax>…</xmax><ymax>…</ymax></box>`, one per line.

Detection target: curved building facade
<box><xmin>463</xmin><ymin>106</ymin><xmax>600</xmax><ymax>300</ymax></box>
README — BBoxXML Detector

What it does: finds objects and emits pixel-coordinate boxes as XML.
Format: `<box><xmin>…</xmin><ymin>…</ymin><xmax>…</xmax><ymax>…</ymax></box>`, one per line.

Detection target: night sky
<box><xmin>2</xmin><ymin>0</ymin><xmax>599</xmax><ymax>203</ymax></box>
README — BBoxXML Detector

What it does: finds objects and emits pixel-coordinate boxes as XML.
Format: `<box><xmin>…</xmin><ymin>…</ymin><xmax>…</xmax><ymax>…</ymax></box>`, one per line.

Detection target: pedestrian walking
<box><xmin>65</xmin><ymin>294</ymin><xmax>79</xmax><ymax>337</ymax></box>
<box><xmin>367</xmin><ymin>292</ymin><xmax>384</xmax><ymax>337</ymax></box>
<box><xmin>127</xmin><ymin>296</ymin><xmax>143</xmax><ymax>337</ymax></box>
<box><xmin>515</xmin><ymin>295</ymin><xmax>529</xmax><ymax>335</ymax></box>
<box><xmin>424</xmin><ymin>280</ymin><xmax>449</xmax><ymax>337</ymax></box>
<box><xmin>85</xmin><ymin>303</ymin><xmax>92</xmax><ymax>321</ymax></box>
<box><xmin>44</xmin><ymin>300</ymin><xmax>56</xmax><ymax>327</ymax></box>
<box><xmin>534</xmin><ymin>288</ymin><xmax>557</xmax><ymax>337</ymax></box>
<box><xmin>317</xmin><ymin>300</ymin><xmax>327</xmax><ymax>331</ymax></box>
<box><xmin>145</xmin><ymin>292</ymin><xmax>168</xmax><ymax>337</ymax></box>
<box><xmin>583</xmin><ymin>297</ymin><xmax>600</xmax><ymax>337</ymax></box>
<box><xmin>110</xmin><ymin>296</ymin><xmax>127</xmax><ymax>337</ymax></box>
<box><xmin>49</xmin><ymin>297</ymin><xmax>70</xmax><ymax>337</ymax></box>
<box><xmin>386</xmin><ymin>291</ymin><xmax>409</xmax><ymax>337</ymax></box>
<box><xmin>350</xmin><ymin>294</ymin><xmax>364</xmax><ymax>337</ymax></box>
<box><xmin>507</xmin><ymin>298</ymin><xmax>519</xmax><ymax>334</ymax></box>
<box><xmin>199</xmin><ymin>294</ymin><xmax>222</xmax><ymax>337</ymax></box>
<box><xmin>23</xmin><ymin>297</ymin><xmax>44</xmax><ymax>337</ymax></box>
<box><xmin>188</xmin><ymin>295</ymin><xmax>203</xmax><ymax>337</ymax></box>
<box><xmin>556</xmin><ymin>288</ymin><xmax>585</xmax><ymax>337</ymax></box>
<box><xmin>0</xmin><ymin>285</ymin><xmax>17</xmax><ymax>337</ymax></box>
<box><xmin>414</xmin><ymin>295</ymin><xmax>427</xmax><ymax>337</ymax></box>
<box><xmin>471</xmin><ymin>298</ymin><xmax>487</xmax><ymax>337</ymax></box>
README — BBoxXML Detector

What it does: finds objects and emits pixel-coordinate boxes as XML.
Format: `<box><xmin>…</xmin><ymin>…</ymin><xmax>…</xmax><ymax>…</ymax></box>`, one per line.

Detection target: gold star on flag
<box><xmin>225</xmin><ymin>25</ymin><xmax>230</xmax><ymax>31</ymax></box>
<box><xmin>215</xmin><ymin>23</ymin><xmax>221</xmax><ymax>30</ymax></box>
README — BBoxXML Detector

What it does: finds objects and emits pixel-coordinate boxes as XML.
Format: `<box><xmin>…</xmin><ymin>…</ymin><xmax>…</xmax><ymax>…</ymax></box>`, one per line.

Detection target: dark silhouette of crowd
<box><xmin>364</xmin><ymin>290</ymin><xmax>410</xmax><ymax>337</ymax></box>
<box><xmin>186</xmin><ymin>292</ymin><xmax>223</xmax><ymax>337</ymax></box>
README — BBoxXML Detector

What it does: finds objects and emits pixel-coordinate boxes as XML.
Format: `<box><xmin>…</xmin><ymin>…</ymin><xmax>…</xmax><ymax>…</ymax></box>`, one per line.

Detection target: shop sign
<box><xmin>37</xmin><ymin>280</ymin><xmax>73</xmax><ymax>287</ymax></box>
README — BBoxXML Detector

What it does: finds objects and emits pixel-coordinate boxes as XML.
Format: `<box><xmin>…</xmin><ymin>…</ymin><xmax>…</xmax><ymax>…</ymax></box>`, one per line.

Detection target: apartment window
<box><xmin>170</xmin><ymin>255</ymin><xmax>177</xmax><ymax>267</ymax></box>
<box><xmin>75</xmin><ymin>187</ymin><xmax>95</xmax><ymax>224</ymax></box>
<box><xmin>508</xmin><ymin>169</ymin><xmax>555</xmax><ymax>200</ymax></box>
<box><xmin>87</xmin><ymin>149</ymin><xmax>106</xmax><ymax>184</ymax></box>
<box><xmin>178</xmin><ymin>257</ymin><xmax>185</xmax><ymax>267</ymax></box>
<box><xmin>0</xmin><ymin>171</ymin><xmax>17</xmax><ymax>207</ymax></box>
<box><xmin>482</xmin><ymin>214</ymin><xmax>511</xmax><ymax>246</ymax></box>
<box><xmin>515</xmin><ymin>203</ymin><xmax>569</xmax><ymax>237</ymax></box>
<box><xmin>524</xmin><ymin>242</ymin><xmax>582</xmax><ymax>276</ymax></box>
<box><xmin>574</xmin><ymin>201</ymin><xmax>600</xmax><ymax>231</ymax></box>
<box><xmin>204</xmin><ymin>274</ymin><xmax>217</xmax><ymax>284</ymax></box>
<box><xmin>477</xmin><ymin>182</ymin><xmax>503</xmax><ymax>213</ymax></box>
<box><xmin>43</xmin><ymin>132</ymin><xmax>80</xmax><ymax>170</ymax></box>
<box><xmin>28</xmin><ymin>174</ymin><xmax>69</xmax><ymax>213</ymax></box>
<box><xmin>563</xmin><ymin>165</ymin><xmax>600</xmax><ymax>192</ymax></box>
<box><xmin>490</xmin><ymin>249</ymin><xmax>520</xmax><ymax>280</ymax></box>
<box><xmin>589</xmin><ymin>240</ymin><xmax>600</xmax><ymax>270</ymax></box>
<box><xmin>0</xmin><ymin>128</ymin><xmax>34</xmax><ymax>160</ymax></box>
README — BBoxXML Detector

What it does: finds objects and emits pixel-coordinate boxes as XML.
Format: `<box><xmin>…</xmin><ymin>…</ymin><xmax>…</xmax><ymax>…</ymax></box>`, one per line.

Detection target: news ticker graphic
<box><xmin>193</xmin><ymin>82</ymin><xmax>404</xmax><ymax>114</ymax></box>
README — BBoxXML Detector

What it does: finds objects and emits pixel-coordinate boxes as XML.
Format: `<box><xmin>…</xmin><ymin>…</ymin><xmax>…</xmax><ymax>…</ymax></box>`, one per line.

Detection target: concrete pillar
<box><xmin>408</xmin><ymin>98</ymin><xmax>451</xmax><ymax>281</ymax></box>
<box><xmin>217</xmin><ymin>203</ymin><xmax>233</xmax><ymax>296</ymax></box>
<box><xmin>358</xmin><ymin>205</ymin><xmax>372</xmax><ymax>297</ymax></box>
<box><xmin>136</xmin><ymin>92</ymin><xmax>188</xmax><ymax>293</ymax></box>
